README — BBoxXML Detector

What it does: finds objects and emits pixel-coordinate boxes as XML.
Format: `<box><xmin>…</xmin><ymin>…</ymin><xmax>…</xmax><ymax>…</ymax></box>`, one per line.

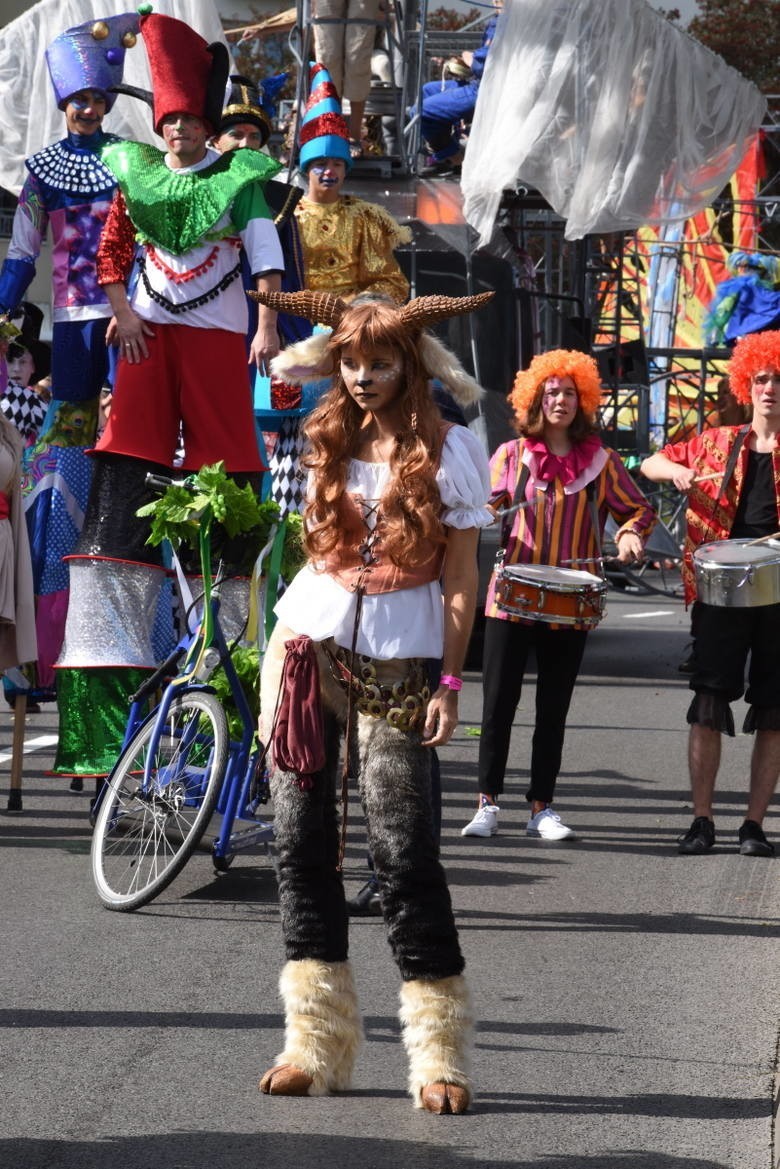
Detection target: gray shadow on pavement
<box><xmin>0</xmin><ymin>1008</ymin><xmax>284</xmax><ymax>1029</ymax></box>
<box><xmin>502</xmin><ymin>1154</ymin><xmax>729</xmax><ymax>1169</ymax></box>
<box><xmin>0</xmin><ymin>1134</ymin><xmax>736</xmax><ymax>1169</ymax></box>
<box><xmin>0</xmin><ymin>1135</ymin><xmax>467</xmax><ymax>1169</ymax></box>
<box><xmin>481</xmin><ymin>1090</ymin><xmax>766</xmax><ymax>1120</ymax></box>
<box><xmin>454</xmin><ymin>908</ymin><xmax>780</xmax><ymax>936</ymax></box>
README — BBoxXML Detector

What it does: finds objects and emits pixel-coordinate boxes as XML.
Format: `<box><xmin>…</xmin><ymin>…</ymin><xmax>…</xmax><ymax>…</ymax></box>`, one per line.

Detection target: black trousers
<box><xmin>271</xmin><ymin>707</ymin><xmax>464</xmax><ymax>982</ymax></box>
<box><xmin>477</xmin><ymin>616</ymin><xmax>589</xmax><ymax>804</ymax></box>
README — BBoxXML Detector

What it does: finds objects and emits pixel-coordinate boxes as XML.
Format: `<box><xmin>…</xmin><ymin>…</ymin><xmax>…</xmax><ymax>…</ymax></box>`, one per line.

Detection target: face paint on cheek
<box><xmin>373</xmin><ymin>364</ymin><xmax>402</xmax><ymax>383</ymax></box>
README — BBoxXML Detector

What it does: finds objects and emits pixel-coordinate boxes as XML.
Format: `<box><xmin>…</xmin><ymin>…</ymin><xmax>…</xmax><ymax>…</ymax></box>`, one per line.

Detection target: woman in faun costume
<box><xmin>251</xmin><ymin>288</ymin><xmax>493</xmax><ymax>1113</ymax></box>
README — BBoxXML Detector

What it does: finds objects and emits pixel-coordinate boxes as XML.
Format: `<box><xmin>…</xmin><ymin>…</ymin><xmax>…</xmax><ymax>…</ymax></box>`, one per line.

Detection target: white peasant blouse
<box><xmin>274</xmin><ymin>425</ymin><xmax>493</xmax><ymax>660</ymax></box>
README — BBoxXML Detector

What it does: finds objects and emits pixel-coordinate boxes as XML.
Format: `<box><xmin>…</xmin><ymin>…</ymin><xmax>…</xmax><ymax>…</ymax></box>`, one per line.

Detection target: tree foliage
<box><xmin>671</xmin><ymin>0</ymin><xmax>780</xmax><ymax>93</ymax></box>
<box><xmin>222</xmin><ymin>5</ymin><xmax>297</xmax><ymax>104</ymax></box>
<box><xmin>427</xmin><ymin>6</ymin><xmax>482</xmax><ymax>30</ymax></box>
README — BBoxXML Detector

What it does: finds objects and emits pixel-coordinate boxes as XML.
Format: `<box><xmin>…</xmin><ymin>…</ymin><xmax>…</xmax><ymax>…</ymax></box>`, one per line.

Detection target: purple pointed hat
<box><xmin>45</xmin><ymin>13</ymin><xmax>141</xmax><ymax>111</ymax></box>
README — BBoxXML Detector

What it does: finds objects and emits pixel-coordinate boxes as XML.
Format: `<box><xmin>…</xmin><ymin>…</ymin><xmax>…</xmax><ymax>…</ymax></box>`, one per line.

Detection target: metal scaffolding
<box><xmin>488</xmin><ymin>95</ymin><xmax>779</xmax><ymax>456</ymax></box>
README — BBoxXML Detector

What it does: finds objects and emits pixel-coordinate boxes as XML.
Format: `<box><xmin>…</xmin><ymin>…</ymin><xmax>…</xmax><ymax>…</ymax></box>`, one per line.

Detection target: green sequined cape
<box><xmin>101</xmin><ymin>141</ymin><xmax>282</xmax><ymax>255</ymax></box>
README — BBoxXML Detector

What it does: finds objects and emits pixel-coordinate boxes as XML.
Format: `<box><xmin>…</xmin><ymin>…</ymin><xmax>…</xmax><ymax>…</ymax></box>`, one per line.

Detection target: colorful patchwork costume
<box><xmin>0</xmin><ymin>14</ymin><xmax>140</xmax><ymax>701</ymax></box>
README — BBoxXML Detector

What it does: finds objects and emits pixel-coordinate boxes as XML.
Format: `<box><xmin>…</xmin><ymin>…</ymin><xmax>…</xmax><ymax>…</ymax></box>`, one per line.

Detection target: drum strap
<box><xmin>701</xmin><ymin>424</ymin><xmax>750</xmax><ymax>543</ymax></box>
<box><xmin>502</xmin><ymin>457</ymin><xmax>531</xmax><ymax>546</ymax></box>
<box><xmin>585</xmin><ymin>480</ymin><xmax>606</xmax><ymax>580</ymax></box>
<box><xmin>716</xmin><ymin>425</ymin><xmax>750</xmax><ymax>504</ymax></box>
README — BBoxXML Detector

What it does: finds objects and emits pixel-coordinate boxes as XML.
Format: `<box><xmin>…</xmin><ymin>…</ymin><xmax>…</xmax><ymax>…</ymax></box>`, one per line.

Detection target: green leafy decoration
<box><xmin>280</xmin><ymin>512</ymin><xmax>307</xmax><ymax>582</ymax></box>
<box><xmin>208</xmin><ymin>644</ymin><xmax>260</xmax><ymax>741</ymax></box>
<box><xmin>137</xmin><ymin>461</ymin><xmax>308</xmax><ymax>581</ymax></box>
<box><xmin>139</xmin><ymin>462</ymin><xmax>269</xmax><ymax>548</ymax></box>
<box><xmin>137</xmin><ymin>484</ymin><xmax>202</xmax><ymax>549</ymax></box>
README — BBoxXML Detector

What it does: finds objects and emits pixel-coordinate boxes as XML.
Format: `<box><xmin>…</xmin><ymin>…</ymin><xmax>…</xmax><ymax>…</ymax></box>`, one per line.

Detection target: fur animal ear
<box><xmin>270</xmin><ymin>332</ymin><xmax>333</xmax><ymax>382</ymax></box>
<box><xmin>418</xmin><ymin>333</ymin><xmax>484</xmax><ymax>406</ymax></box>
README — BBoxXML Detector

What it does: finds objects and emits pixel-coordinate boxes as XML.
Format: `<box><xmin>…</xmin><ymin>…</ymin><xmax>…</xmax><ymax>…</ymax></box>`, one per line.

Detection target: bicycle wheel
<box><xmin>91</xmin><ymin>689</ymin><xmax>228</xmax><ymax>911</ymax></box>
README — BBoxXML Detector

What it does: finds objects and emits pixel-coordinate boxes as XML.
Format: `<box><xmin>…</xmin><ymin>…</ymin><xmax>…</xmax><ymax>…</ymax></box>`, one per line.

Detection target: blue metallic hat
<box><xmin>45</xmin><ymin>13</ymin><xmax>140</xmax><ymax>112</ymax></box>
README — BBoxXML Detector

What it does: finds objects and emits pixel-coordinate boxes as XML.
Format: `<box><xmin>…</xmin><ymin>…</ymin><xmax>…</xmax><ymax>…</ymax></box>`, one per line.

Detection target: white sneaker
<box><xmin>461</xmin><ymin>803</ymin><xmax>499</xmax><ymax>837</ymax></box>
<box><xmin>526</xmin><ymin>807</ymin><xmax>576</xmax><ymax>841</ymax></box>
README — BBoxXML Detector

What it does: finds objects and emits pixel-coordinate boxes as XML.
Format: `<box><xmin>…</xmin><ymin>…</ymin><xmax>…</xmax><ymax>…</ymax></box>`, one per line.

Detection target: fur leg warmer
<box><xmin>399</xmin><ymin>975</ymin><xmax>473</xmax><ymax>1113</ymax></box>
<box><xmin>263</xmin><ymin>959</ymin><xmax>363</xmax><ymax>1096</ymax></box>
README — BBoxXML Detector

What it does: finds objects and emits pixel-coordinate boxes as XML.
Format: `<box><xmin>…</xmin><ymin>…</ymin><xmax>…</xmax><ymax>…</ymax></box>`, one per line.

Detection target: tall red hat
<box><xmin>138</xmin><ymin>11</ymin><xmax>229</xmax><ymax>134</ymax></box>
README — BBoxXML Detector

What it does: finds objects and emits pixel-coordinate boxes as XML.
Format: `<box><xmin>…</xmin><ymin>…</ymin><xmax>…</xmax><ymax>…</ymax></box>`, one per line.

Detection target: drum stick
<box><xmin>560</xmin><ymin>556</ymin><xmax>605</xmax><ymax>565</ymax></box>
<box><xmin>692</xmin><ymin>471</ymin><xmax>721</xmax><ymax>482</ymax></box>
<box><xmin>745</xmin><ymin>530</ymin><xmax>780</xmax><ymax>547</ymax></box>
<box><xmin>494</xmin><ymin>499</ymin><xmax>536</xmax><ymax>518</ymax></box>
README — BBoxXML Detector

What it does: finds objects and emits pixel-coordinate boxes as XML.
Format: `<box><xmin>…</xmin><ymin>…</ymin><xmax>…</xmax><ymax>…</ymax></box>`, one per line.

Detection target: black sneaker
<box><xmin>678</xmin><ymin>815</ymin><xmax>715</xmax><ymax>854</ymax></box>
<box><xmin>347</xmin><ymin>877</ymin><xmax>382</xmax><ymax>916</ymax></box>
<box><xmin>738</xmin><ymin>819</ymin><xmax>775</xmax><ymax>857</ymax></box>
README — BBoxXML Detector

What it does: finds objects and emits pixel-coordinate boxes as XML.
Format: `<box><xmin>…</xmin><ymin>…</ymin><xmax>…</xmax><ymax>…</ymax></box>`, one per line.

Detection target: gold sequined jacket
<box><xmin>295</xmin><ymin>195</ymin><xmax>411</xmax><ymax>303</ymax></box>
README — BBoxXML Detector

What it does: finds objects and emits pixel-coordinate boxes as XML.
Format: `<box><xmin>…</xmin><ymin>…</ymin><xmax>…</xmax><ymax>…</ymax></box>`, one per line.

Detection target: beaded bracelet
<box><xmin>439</xmin><ymin>674</ymin><xmax>463</xmax><ymax>692</ymax></box>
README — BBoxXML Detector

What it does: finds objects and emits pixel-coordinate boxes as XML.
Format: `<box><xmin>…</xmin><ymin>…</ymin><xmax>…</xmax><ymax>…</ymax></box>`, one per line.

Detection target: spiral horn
<box><xmin>399</xmin><ymin>291</ymin><xmax>494</xmax><ymax>330</ymax></box>
<box><xmin>247</xmin><ymin>289</ymin><xmax>350</xmax><ymax>328</ymax></box>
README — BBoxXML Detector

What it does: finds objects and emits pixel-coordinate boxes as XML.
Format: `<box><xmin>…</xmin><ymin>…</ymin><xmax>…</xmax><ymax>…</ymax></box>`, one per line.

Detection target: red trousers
<box><xmin>96</xmin><ymin>324</ymin><xmax>266</xmax><ymax>472</ymax></box>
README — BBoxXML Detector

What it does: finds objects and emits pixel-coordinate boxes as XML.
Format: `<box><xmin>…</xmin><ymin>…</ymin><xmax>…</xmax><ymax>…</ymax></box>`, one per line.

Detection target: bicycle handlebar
<box><xmin>145</xmin><ymin>472</ymin><xmax>194</xmax><ymax>493</ymax></box>
<box><xmin>129</xmin><ymin>645</ymin><xmax>186</xmax><ymax>705</ymax></box>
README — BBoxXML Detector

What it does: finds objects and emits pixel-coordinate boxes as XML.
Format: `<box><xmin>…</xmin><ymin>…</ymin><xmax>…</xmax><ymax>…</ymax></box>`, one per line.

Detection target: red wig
<box><xmin>302</xmin><ymin>301</ymin><xmax>447</xmax><ymax>566</ymax></box>
<box><xmin>728</xmin><ymin>331</ymin><xmax>780</xmax><ymax>405</ymax></box>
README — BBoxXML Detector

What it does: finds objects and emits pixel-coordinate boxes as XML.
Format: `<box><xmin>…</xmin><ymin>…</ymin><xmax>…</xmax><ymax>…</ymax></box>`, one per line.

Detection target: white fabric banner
<box><xmin>0</xmin><ymin>0</ymin><xmax>227</xmax><ymax>195</ymax></box>
<box><xmin>461</xmin><ymin>0</ymin><xmax>767</xmax><ymax>242</ymax></box>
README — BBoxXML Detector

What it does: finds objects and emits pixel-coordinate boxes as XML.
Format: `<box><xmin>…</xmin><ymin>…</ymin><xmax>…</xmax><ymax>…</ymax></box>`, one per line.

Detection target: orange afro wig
<box><xmin>728</xmin><ymin>330</ymin><xmax>780</xmax><ymax>404</ymax></box>
<box><xmin>510</xmin><ymin>349</ymin><xmax>603</xmax><ymax>423</ymax></box>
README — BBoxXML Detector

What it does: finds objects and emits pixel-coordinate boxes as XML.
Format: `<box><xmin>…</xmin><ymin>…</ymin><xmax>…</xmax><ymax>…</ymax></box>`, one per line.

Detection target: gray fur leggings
<box><xmin>270</xmin><ymin>707</ymin><xmax>465</xmax><ymax>982</ymax></box>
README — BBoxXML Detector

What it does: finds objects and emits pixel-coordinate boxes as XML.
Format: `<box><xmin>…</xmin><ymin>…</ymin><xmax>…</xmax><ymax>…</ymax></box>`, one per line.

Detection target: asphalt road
<box><xmin>1</xmin><ymin>581</ymin><xmax>778</xmax><ymax>1169</ymax></box>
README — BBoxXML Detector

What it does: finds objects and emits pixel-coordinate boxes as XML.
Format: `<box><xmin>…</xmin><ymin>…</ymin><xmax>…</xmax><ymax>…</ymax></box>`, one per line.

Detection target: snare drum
<box><xmin>693</xmin><ymin>538</ymin><xmax>780</xmax><ymax>607</ymax></box>
<box><xmin>495</xmin><ymin>563</ymin><xmax>607</xmax><ymax>628</ymax></box>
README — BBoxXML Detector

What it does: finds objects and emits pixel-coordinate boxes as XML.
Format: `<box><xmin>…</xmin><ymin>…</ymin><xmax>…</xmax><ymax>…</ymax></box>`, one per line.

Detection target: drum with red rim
<box><xmin>495</xmin><ymin>563</ymin><xmax>607</xmax><ymax>628</ymax></box>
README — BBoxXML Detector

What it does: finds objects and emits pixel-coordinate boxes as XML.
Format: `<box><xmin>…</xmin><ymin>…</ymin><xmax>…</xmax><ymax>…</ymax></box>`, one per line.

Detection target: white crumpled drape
<box><xmin>461</xmin><ymin>0</ymin><xmax>766</xmax><ymax>243</ymax></box>
<box><xmin>0</xmin><ymin>0</ymin><xmax>227</xmax><ymax>196</ymax></box>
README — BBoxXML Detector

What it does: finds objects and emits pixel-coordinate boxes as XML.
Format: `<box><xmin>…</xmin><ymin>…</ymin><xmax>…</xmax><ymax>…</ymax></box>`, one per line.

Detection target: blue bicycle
<box><xmin>90</xmin><ymin>473</ymin><xmax>279</xmax><ymax>911</ymax></box>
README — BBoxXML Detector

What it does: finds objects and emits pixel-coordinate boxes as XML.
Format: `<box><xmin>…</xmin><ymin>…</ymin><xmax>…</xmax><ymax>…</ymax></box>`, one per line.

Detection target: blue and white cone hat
<box><xmin>298</xmin><ymin>62</ymin><xmax>352</xmax><ymax>172</ymax></box>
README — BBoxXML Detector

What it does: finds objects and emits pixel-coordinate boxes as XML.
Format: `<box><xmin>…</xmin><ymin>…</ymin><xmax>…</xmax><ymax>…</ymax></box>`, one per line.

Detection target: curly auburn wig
<box><xmin>302</xmin><ymin>301</ymin><xmax>447</xmax><ymax>567</ymax></box>
<box><xmin>510</xmin><ymin>349</ymin><xmax>602</xmax><ymax>440</ymax></box>
<box><xmin>728</xmin><ymin>330</ymin><xmax>780</xmax><ymax>404</ymax></box>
